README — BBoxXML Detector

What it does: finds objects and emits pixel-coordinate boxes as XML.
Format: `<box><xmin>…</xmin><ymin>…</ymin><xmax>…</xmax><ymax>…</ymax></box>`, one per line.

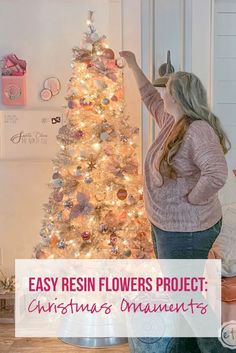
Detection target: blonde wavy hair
<box><xmin>158</xmin><ymin>71</ymin><xmax>231</xmax><ymax>179</ymax></box>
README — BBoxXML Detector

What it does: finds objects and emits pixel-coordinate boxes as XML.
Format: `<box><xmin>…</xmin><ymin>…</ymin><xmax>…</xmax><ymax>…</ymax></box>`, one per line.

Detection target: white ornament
<box><xmin>92</xmin><ymin>143</ymin><xmax>101</xmax><ymax>152</ymax></box>
<box><xmin>80</xmin><ymin>150</ymin><xmax>88</xmax><ymax>159</ymax></box>
<box><xmin>95</xmin><ymin>80</ymin><xmax>107</xmax><ymax>91</ymax></box>
<box><xmin>100</xmin><ymin>132</ymin><xmax>109</xmax><ymax>141</ymax></box>
<box><xmin>83</xmin><ymin>43</ymin><xmax>93</xmax><ymax>51</ymax></box>
<box><xmin>90</xmin><ymin>33</ymin><xmax>99</xmax><ymax>42</ymax></box>
<box><xmin>127</xmin><ymin>195</ymin><xmax>137</xmax><ymax>205</ymax></box>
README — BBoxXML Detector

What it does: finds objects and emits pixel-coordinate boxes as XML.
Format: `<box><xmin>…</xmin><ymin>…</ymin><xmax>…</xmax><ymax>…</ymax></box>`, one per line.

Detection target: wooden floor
<box><xmin>0</xmin><ymin>325</ymin><xmax>130</xmax><ymax>353</ymax></box>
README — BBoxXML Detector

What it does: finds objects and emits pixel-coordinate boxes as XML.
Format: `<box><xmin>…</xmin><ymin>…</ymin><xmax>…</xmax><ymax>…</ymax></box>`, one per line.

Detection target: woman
<box><xmin>120</xmin><ymin>51</ymin><xmax>231</xmax><ymax>353</ymax></box>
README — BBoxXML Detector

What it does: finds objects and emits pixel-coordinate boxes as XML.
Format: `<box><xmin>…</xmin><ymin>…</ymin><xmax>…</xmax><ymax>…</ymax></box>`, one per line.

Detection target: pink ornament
<box><xmin>53</xmin><ymin>192</ymin><xmax>63</xmax><ymax>202</ymax></box>
<box><xmin>74</xmin><ymin>129</ymin><xmax>84</xmax><ymax>140</ymax></box>
<box><xmin>52</xmin><ymin>172</ymin><xmax>61</xmax><ymax>179</ymax></box>
<box><xmin>81</xmin><ymin>231</ymin><xmax>91</xmax><ymax>241</ymax></box>
<box><xmin>111</xmin><ymin>95</ymin><xmax>118</xmax><ymax>102</ymax></box>
<box><xmin>103</xmin><ymin>147</ymin><xmax>113</xmax><ymax>156</ymax></box>
<box><xmin>35</xmin><ymin>249</ymin><xmax>46</xmax><ymax>259</ymax></box>
<box><xmin>109</xmin><ymin>232</ymin><xmax>117</xmax><ymax>245</ymax></box>
<box><xmin>77</xmin><ymin>192</ymin><xmax>89</xmax><ymax>203</ymax></box>
<box><xmin>123</xmin><ymin>162</ymin><xmax>138</xmax><ymax>175</ymax></box>
<box><xmin>101</xmin><ymin>48</ymin><xmax>115</xmax><ymax>60</ymax></box>
<box><xmin>80</xmin><ymin>98</ymin><xmax>92</xmax><ymax>108</ymax></box>
<box><xmin>68</xmin><ymin>100</ymin><xmax>77</xmax><ymax>109</ymax></box>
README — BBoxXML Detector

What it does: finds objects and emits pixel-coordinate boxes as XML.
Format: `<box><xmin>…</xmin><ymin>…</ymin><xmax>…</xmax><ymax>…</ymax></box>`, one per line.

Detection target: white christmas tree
<box><xmin>33</xmin><ymin>11</ymin><xmax>154</xmax><ymax>260</ymax></box>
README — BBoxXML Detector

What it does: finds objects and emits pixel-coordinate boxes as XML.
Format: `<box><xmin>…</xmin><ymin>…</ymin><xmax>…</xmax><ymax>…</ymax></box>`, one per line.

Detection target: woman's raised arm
<box><xmin>119</xmin><ymin>51</ymin><xmax>173</xmax><ymax>129</ymax></box>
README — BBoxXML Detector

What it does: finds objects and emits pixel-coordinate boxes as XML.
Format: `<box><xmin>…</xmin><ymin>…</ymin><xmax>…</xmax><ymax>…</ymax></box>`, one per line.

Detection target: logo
<box><xmin>219</xmin><ymin>321</ymin><xmax>236</xmax><ymax>349</ymax></box>
<box><xmin>51</xmin><ymin>116</ymin><xmax>61</xmax><ymax>124</ymax></box>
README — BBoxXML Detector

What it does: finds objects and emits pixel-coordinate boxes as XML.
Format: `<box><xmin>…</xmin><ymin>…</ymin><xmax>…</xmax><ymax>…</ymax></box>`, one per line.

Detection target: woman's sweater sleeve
<box><xmin>187</xmin><ymin>121</ymin><xmax>228</xmax><ymax>205</ymax></box>
<box><xmin>139</xmin><ymin>81</ymin><xmax>173</xmax><ymax>129</ymax></box>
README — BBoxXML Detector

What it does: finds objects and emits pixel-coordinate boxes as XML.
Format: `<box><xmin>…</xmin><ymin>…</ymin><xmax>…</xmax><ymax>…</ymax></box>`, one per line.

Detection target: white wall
<box><xmin>0</xmin><ymin>0</ymin><xmax>110</xmax><ymax>109</ymax></box>
<box><xmin>0</xmin><ymin>0</ymin><xmax>143</xmax><ymax>275</ymax></box>
<box><xmin>189</xmin><ymin>0</ymin><xmax>236</xmax><ymax>202</ymax></box>
<box><xmin>213</xmin><ymin>0</ymin><xmax>236</xmax><ymax>171</ymax></box>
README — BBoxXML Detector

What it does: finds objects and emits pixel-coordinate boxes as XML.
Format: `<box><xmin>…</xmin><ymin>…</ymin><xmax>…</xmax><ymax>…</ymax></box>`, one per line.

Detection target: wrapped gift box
<box><xmin>1</xmin><ymin>74</ymin><xmax>26</xmax><ymax>106</ymax></box>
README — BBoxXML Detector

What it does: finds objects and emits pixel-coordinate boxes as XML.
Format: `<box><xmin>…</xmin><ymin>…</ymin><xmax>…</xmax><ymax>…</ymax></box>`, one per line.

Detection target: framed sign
<box><xmin>0</xmin><ymin>110</ymin><xmax>64</xmax><ymax>160</ymax></box>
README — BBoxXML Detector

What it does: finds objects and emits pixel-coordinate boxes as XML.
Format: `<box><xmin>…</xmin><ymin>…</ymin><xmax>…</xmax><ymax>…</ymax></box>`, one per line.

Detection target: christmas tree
<box><xmin>33</xmin><ymin>11</ymin><xmax>154</xmax><ymax>260</ymax></box>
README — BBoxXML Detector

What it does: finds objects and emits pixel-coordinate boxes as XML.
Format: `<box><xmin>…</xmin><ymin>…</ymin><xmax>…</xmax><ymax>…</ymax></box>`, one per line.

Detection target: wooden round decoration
<box><xmin>40</xmin><ymin>88</ymin><xmax>52</xmax><ymax>101</ymax></box>
<box><xmin>44</xmin><ymin>77</ymin><xmax>61</xmax><ymax>96</ymax></box>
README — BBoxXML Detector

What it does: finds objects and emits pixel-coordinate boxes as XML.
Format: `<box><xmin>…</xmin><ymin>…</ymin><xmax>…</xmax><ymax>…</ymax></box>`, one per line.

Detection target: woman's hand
<box><xmin>119</xmin><ymin>51</ymin><xmax>137</xmax><ymax>69</ymax></box>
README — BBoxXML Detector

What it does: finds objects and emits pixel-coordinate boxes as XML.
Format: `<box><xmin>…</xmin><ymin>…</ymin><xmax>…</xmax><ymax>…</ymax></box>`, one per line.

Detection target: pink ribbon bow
<box><xmin>1</xmin><ymin>53</ymin><xmax>27</xmax><ymax>76</ymax></box>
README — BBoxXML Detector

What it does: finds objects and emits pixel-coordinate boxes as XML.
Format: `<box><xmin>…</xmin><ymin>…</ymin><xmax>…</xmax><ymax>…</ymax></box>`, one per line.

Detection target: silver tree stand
<box><xmin>58</xmin><ymin>308</ymin><xmax>128</xmax><ymax>347</ymax></box>
<box><xmin>58</xmin><ymin>309</ymin><xmax>128</xmax><ymax>347</ymax></box>
<box><xmin>59</xmin><ymin>337</ymin><xmax>128</xmax><ymax>348</ymax></box>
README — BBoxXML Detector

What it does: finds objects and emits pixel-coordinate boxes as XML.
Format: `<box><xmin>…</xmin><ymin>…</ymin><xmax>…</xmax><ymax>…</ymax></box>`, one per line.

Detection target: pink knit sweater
<box><xmin>140</xmin><ymin>81</ymin><xmax>228</xmax><ymax>232</ymax></box>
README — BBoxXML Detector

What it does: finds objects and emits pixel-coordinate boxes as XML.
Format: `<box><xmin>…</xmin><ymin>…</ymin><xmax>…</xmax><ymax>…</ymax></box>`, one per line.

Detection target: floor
<box><xmin>0</xmin><ymin>325</ymin><xmax>130</xmax><ymax>353</ymax></box>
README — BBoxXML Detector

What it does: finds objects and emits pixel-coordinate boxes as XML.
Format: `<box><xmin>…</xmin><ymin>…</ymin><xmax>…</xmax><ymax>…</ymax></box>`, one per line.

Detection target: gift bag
<box><xmin>1</xmin><ymin>53</ymin><xmax>27</xmax><ymax>106</ymax></box>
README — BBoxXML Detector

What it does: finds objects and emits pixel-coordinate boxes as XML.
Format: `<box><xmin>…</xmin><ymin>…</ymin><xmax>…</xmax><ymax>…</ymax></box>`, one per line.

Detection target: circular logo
<box><xmin>219</xmin><ymin>321</ymin><xmax>236</xmax><ymax>350</ymax></box>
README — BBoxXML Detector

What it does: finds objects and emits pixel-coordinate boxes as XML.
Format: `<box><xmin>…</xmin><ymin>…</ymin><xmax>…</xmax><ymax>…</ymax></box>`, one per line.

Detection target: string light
<box><xmin>92</xmin><ymin>142</ymin><xmax>101</xmax><ymax>152</ymax></box>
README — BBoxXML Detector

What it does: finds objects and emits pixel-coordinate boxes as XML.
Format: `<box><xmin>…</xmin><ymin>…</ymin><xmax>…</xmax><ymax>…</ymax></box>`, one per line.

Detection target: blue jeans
<box><xmin>128</xmin><ymin>219</ymin><xmax>233</xmax><ymax>353</ymax></box>
<box><xmin>151</xmin><ymin>218</ymin><xmax>222</xmax><ymax>260</ymax></box>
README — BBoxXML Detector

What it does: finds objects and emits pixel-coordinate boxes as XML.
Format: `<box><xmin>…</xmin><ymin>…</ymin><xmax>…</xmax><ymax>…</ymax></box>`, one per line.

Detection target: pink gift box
<box><xmin>1</xmin><ymin>74</ymin><xmax>26</xmax><ymax>106</ymax></box>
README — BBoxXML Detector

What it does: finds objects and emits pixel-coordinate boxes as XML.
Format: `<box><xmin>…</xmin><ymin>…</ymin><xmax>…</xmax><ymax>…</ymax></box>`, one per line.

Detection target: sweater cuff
<box><xmin>139</xmin><ymin>81</ymin><xmax>157</xmax><ymax>96</ymax></box>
